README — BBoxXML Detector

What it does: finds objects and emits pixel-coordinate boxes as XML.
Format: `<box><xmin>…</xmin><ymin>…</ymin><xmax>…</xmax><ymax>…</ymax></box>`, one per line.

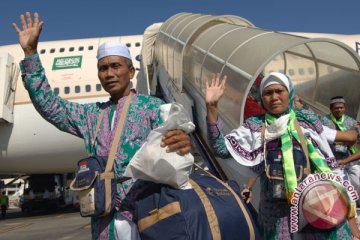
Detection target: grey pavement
<box><xmin>0</xmin><ymin>207</ymin><xmax>91</xmax><ymax>240</ymax></box>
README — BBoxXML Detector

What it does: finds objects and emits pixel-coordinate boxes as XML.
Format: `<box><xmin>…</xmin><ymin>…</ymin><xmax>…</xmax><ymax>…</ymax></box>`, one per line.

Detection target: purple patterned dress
<box><xmin>207</xmin><ymin>115</ymin><xmax>352</xmax><ymax>240</ymax></box>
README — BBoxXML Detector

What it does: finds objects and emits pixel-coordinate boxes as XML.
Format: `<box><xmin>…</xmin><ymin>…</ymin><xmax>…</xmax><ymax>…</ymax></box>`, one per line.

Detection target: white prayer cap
<box><xmin>96</xmin><ymin>42</ymin><xmax>132</xmax><ymax>60</ymax></box>
<box><xmin>260</xmin><ymin>72</ymin><xmax>290</xmax><ymax>97</ymax></box>
<box><xmin>330</xmin><ymin>96</ymin><xmax>345</xmax><ymax>105</ymax></box>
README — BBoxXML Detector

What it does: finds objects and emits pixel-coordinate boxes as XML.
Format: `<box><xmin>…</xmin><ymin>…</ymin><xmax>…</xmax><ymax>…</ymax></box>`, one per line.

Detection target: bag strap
<box><xmin>91</xmin><ymin>91</ymin><xmax>134</xmax><ymax>172</ymax></box>
<box><xmin>294</xmin><ymin>119</ymin><xmax>310</xmax><ymax>175</ymax></box>
<box><xmin>193</xmin><ymin>163</ymin><xmax>256</xmax><ymax>240</ymax></box>
<box><xmin>189</xmin><ymin>178</ymin><xmax>221</xmax><ymax>240</ymax></box>
<box><xmin>105</xmin><ymin>91</ymin><xmax>134</xmax><ymax>173</ymax></box>
<box><xmin>260</xmin><ymin>119</ymin><xmax>310</xmax><ymax>175</ymax></box>
<box><xmin>91</xmin><ymin>111</ymin><xmax>105</xmax><ymax>148</ymax></box>
<box><xmin>261</xmin><ymin>122</ymin><xmax>266</xmax><ymax>161</ymax></box>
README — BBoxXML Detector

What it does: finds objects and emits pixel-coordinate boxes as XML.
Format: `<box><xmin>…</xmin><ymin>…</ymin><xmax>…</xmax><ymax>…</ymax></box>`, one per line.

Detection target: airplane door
<box><xmin>0</xmin><ymin>53</ymin><xmax>19</xmax><ymax>123</ymax></box>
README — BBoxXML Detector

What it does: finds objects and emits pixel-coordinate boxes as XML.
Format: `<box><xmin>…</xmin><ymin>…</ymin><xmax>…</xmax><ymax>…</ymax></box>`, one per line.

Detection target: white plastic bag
<box><xmin>124</xmin><ymin>103</ymin><xmax>195</xmax><ymax>189</ymax></box>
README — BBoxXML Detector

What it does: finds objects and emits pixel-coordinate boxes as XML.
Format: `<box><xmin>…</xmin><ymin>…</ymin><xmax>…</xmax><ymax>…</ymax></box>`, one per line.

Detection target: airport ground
<box><xmin>0</xmin><ymin>207</ymin><xmax>91</xmax><ymax>240</ymax></box>
<box><xmin>0</xmin><ymin>206</ymin><xmax>359</xmax><ymax>239</ymax></box>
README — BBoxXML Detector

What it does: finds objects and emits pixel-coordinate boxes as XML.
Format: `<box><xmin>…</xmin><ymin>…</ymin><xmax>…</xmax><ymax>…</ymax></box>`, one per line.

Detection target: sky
<box><xmin>1</xmin><ymin>0</ymin><xmax>359</xmax><ymax>46</ymax></box>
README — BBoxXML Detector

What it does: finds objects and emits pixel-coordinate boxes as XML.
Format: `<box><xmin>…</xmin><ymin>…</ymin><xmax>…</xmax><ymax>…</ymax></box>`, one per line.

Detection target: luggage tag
<box><xmin>272</xmin><ymin>151</ymin><xmax>286</xmax><ymax>199</ymax></box>
<box><xmin>79</xmin><ymin>188</ymin><xmax>96</xmax><ymax>216</ymax></box>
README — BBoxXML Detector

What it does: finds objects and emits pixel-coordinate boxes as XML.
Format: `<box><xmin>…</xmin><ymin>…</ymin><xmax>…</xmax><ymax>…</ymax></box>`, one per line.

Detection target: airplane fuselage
<box><xmin>0</xmin><ymin>35</ymin><xmax>143</xmax><ymax>173</ymax></box>
<box><xmin>0</xmin><ymin>27</ymin><xmax>359</xmax><ymax>174</ymax></box>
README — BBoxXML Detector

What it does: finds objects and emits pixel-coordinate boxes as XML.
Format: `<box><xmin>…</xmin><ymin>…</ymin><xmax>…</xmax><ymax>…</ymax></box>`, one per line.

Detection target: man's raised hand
<box><xmin>12</xmin><ymin>12</ymin><xmax>44</xmax><ymax>57</ymax></box>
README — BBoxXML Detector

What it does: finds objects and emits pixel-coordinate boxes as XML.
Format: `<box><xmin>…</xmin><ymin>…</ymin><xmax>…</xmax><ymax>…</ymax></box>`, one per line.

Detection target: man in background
<box><xmin>321</xmin><ymin>96</ymin><xmax>360</xmax><ymax>205</ymax></box>
<box><xmin>1</xmin><ymin>191</ymin><xmax>9</xmax><ymax>218</ymax></box>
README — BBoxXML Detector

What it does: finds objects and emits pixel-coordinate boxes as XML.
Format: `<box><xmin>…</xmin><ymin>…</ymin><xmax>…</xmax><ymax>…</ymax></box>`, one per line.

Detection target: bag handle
<box><xmin>193</xmin><ymin>163</ymin><xmax>256</xmax><ymax>240</ymax></box>
<box><xmin>189</xmin><ymin>178</ymin><xmax>221</xmax><ymax>240</ymax></box>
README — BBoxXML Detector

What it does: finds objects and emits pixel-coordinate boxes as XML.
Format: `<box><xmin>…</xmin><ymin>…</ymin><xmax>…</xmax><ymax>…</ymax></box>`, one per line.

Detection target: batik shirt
<box><xmin>20</xmin><ymin>54</ymin><xmax>164</xmax><ymax>240</ymax></box>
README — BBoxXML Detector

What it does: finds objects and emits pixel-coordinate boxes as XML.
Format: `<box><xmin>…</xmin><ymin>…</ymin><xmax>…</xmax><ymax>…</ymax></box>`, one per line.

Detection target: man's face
<box><xmin>97</xmin><ymin>56</ymin><xmax>135</xmax><ymax>100</ymax></box>
<box><xmin>330</xmin><ymin>102</ymin><xmax>346</xmax><ymax>119</ymax></box>
<box><xmin>262</xmin><ymin>84</ymin><xmax>289</xmax><ymax>115</ymax></box>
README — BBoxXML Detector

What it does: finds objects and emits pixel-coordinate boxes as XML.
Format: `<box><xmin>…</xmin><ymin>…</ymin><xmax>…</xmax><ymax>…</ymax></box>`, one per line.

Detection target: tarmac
<box><xmin>0</xmin><ymin>206</ymin><xmax>359</xmax><ymax>239</ymax></box>
<box><xmin>0</xmin><ymin>207</ymin><xmax>90</xmax><ymax>240</ymax></box>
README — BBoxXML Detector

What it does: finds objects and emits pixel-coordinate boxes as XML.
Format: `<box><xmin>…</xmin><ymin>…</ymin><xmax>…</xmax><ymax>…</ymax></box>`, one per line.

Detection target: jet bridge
<box><xmin>145</xmin><ymin>12</ymin><xmax>360</xmax><ymax>208</ymax></box>
<box><xmin>150</xmin><ymin>12</ymin><xmax>360</xmax><ymax>133</ymax></box>
<box><xmin>0</xmin><ymin>53</ymin><xmax>19</xmax><ymax>123</ymax></box>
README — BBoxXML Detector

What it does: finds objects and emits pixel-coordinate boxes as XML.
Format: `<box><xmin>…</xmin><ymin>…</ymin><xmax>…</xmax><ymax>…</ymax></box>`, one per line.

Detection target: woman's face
<box><xmin>262</xmin><ymin>84</ymin><xmax>290</xmax><ymax>115</ymax></box>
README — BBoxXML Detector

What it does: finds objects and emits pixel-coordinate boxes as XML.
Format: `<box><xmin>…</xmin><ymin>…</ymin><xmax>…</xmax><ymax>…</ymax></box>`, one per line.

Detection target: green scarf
<box><xmin>330</xmin><ymin>114</ymin><xmax>359</xmax><ymax>154</ymax></box>
<box><xmin>266</xmin><ymin>109</ymin><xmax>332</xmax><ymax>202</ymax></box>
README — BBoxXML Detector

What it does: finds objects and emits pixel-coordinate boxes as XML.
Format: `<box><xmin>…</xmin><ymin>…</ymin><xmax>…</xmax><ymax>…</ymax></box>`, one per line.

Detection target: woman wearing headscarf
<box><xmin>205</xmin><ymin>72</ymin><xmax>354</xmax><ymax>239</ymax></box>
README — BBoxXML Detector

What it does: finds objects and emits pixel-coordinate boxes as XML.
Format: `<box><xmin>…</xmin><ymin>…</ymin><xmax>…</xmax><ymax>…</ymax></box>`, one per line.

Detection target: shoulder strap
<box><xmin>193</xmin><ymin>163</ymin><xmax>256</xmax><ymax>240</ymax></box>
<box><xmin>260</xmin><ymin>122</ymin><xmax>268</xmax><ymax>170</ymax></box>
<box><xmin>189</xmin><ymin>178</ymin><xmax>221</xmax><ymax>240</ymax></box>
<box><xmin>261</xmin><ymin>119</ymin><xmax>310</xmax><ymax>175</ymax></box>
<box><xmin>105</xmin><ymin>91</ymin><xmax>134</xmax><ymax>172</ymax></box>
<box><xmin>261</xmin><ymin>122</ymin><xmax>266</xmax><ymax>158</ymax></box>
<box><xmin>261</xmin><ymin>123</ymin><xmax>265</xmax><ymax>146</ymax></box>
<box><xmin>91</xmin><ymin>110</ymin><xmax>106</xmax><ymax>148</ymax></box>
<box><xmin>294</xmin><ymin>119</ymin><xmax>310</xmax><ymax>175</ymax></box>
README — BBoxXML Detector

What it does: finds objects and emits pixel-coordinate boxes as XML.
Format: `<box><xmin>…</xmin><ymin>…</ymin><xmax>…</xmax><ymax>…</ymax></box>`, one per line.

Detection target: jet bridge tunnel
<box><xmin>150</xmin><ymin>12</ymin><xmax>360</xmax><ymax>138</ymax></box>
<box><xmin>146</xmin><ymin>12</ymin><xmax>360</xmax><ymax>194</ymax></box>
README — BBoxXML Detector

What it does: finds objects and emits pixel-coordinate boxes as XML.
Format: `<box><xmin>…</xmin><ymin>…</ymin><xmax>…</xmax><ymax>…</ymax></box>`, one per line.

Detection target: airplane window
<box><xmin>50</xmin><ymin>48</ymin><xmax>56</xmax><ymax>53</ymax></box>
<box><xmin>69</xmin><ymin>47</ymin><xmax>75</xmax><ymax>52</ymax></box>
<box><xmin>126</xmin><ymin>43</ymin><xmax>131</xmax><ymax>47</ymax></box>
<box><xmin>54</xmin><ymin>87</ymin><xmax>59</xmax><ymax>96</ymax></box>
<box><xmin>79</xmin><ymin>46</ymin><xmax>84</xmax><ymax>51</ymax></box>
<box><xmin>96</xmin><ymin>84</ymin><xmax>102</xmax><ymax>91</ymax></box>
<box><xmin>135</xmin><ymin>42</ymin><xmax>141</xmax><ymax>47</ymax></box>
<box><xmin>75</xmin><ymin>86</ymin><xmax>81</xmax><ymax>93</ymax></box>
<box><xmin>288</xmin><ymin>69</ymin><xmax>295</xmax><ymax>76</ymax></box>
<box><xmin>40</xmin><ymin>49</ymin><xmax>46</xmax><ymax>54</ymax></box>
<box><xmin>298</xmin><ymin>68</ymin><xmax>305</xmax><ymax>75</ymax></box>
<box><xmin>88</xmin><ymin>46</ymin><xmax>94</xmax><ymax>50</ymax></box>
<box><xmin>64</xmin><ymin>87</ymin><xmax>70</xmax><ymax>94</ymax></box>
<box><xmin>85</xmin><ymin>85</ymin><xmax>91</xmax><ymax>92</ymax></box>
<box><xmin>59</xmin><ymin>48</ymin><xmax>65</xmax><ymax>53</ymax></box>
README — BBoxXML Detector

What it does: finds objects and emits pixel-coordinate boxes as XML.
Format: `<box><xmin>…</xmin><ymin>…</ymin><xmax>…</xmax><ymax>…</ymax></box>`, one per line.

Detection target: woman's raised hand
<box><xmin>205</xmin><ymin>73</ymin><xmax>227</xmax><ymax>123</ymax></box>
<box><xmin>12</xmin><ymin>12</ymin><xmax>44</xmax><ymax>57</ymax></box>
<box><xmin>205</xmin><ymin>73</ymin><xmax>227</xmax><ymax>107</ymax></box>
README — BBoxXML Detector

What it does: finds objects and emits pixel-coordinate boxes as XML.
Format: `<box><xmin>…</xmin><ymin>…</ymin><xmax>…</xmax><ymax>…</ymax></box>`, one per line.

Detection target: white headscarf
<box><xmin>259</xmin><ymin>72</ymin><xmax>290</xmax><ymax>98</ymax></box>
<box><xmin>224</xmin><ymin>72</ymin><xmax>337</xmax><ymax>170</ymax></box>
<box><xmin>96</xmin><ymin>42</ymin><xmax>132</xmax><ymax>60</ymax></box>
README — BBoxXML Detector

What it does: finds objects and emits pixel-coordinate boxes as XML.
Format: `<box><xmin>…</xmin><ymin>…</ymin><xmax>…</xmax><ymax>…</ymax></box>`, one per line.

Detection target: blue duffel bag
<box><xmin>122</xmin><ymin>171</ymin><xmax>261</xmax><ymax>240</ymax></box>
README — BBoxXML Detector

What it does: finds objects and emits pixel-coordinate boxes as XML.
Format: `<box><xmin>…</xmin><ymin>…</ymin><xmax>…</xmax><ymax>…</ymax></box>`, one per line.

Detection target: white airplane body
<box><xmin>290</xmin><ymin>32</ymin><xmax>360</xmax><ymax>54</ymax></box>
<box><xmin>0</xmin><ymin>12</ymin><xmax>359</xmax><ymax>175</ymax></box>
<box><xmin>0</xmin><ymin>36</ymin><xmax>143</xmax><ymax>174</ymax></box>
